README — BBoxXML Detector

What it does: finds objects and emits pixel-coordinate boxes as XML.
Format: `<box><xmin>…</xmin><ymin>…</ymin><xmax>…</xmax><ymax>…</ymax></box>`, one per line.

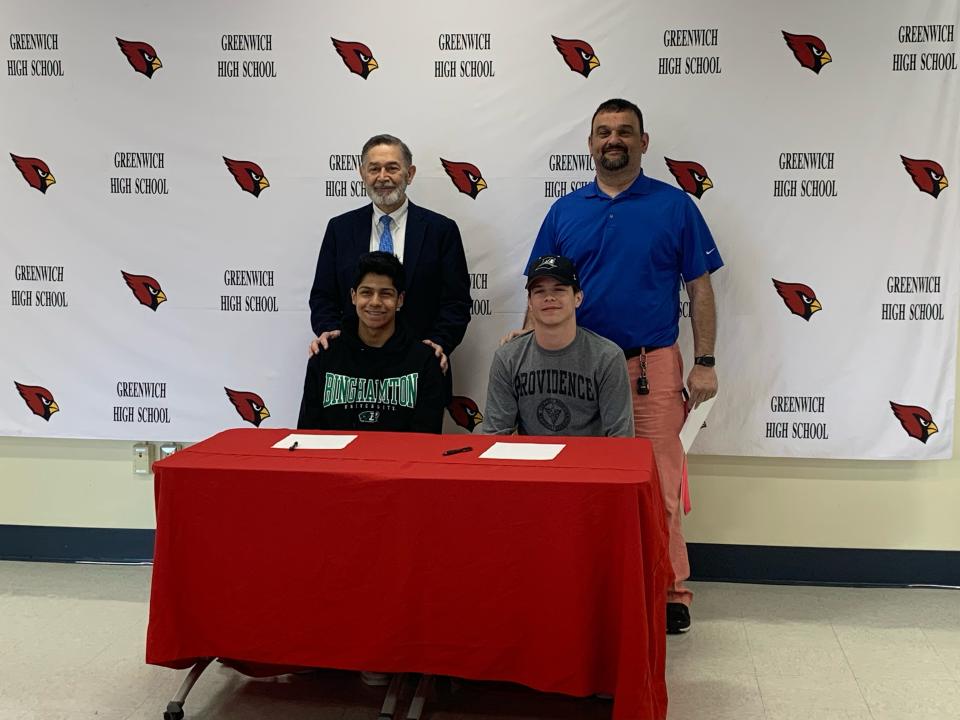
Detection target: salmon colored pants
<box><xmin>627</xmin><ymin>344</ymin><xmax>693</xmax><ymax>606</ymax></box>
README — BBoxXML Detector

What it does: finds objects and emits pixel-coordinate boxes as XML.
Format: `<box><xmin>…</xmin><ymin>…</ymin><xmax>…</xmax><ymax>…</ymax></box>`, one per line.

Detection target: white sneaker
<box><xmin>361</xmin><ymin>671</ymin><xmax>392</xmax><ymax>687</ymax></box>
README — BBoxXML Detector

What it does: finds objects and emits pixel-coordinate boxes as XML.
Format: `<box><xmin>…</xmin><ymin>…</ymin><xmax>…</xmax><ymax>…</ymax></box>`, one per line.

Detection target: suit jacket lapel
<box><xmin>403</xmin><ymin>202</ymin><xmax>425</xmax><ymax>282</ymax></box>
<box><xmin>352</xmin><ymin>204</ymin><xmax>374</xmax><ymax>260</ymax></box>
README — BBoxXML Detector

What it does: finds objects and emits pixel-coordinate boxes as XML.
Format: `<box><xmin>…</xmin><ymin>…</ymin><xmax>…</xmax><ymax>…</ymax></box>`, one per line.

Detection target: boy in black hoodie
<box><xmin>297</xmin><ymin>252</ymin><xmax>445</xmax><ymax>433</ymax></box>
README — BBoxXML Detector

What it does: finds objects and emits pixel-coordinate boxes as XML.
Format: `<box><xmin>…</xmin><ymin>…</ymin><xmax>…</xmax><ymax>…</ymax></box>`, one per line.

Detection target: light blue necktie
<box><xmin>378</xmin><ymin>214</ymin><xmax>394</xmax><ymax>254</ymax></box>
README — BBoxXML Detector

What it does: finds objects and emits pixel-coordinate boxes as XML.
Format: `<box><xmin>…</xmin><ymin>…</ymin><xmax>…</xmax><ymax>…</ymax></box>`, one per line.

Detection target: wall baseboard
<box><xmin>688</xmin><ymin>542</ymin><xmax>960</xmax><ymax>587</ymax></box>
<box><xmin>0</xmin><ymin>524</ymin><xmax>154</xmax><ymax>564</ymax></box>
<box><xmin>1</xmin><ymin>526</ymin><xmax>957</xmax><ymax>586</ymax></box>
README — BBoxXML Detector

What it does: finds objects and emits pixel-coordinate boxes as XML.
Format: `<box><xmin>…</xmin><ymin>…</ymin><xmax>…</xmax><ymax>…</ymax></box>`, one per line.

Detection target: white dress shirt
<box><xmin>370</xmin><ymin>199</ymin><xmax>409</xmax><ymax>261</ymax></box>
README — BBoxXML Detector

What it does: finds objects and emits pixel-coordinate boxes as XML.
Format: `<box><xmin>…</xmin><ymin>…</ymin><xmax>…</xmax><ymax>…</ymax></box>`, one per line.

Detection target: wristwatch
<box><xmin>694</xmin><ymin>355</ymin><xmax>716</xmax><ymax>367</ymax></box>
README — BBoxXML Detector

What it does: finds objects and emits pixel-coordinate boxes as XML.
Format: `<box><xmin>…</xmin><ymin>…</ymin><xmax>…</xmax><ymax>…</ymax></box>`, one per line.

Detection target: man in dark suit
<box><xmin>309</xmin><ymin>134</ymin><xmax>471</xmax><ymax>372</ymax></box>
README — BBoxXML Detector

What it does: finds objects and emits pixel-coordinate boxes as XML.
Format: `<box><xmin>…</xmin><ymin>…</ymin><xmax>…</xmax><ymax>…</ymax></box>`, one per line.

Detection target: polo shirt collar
<box><xmin>585</xmin><ymin>170</ymin><xmax>652</xmax><ymax>198</ymax></box>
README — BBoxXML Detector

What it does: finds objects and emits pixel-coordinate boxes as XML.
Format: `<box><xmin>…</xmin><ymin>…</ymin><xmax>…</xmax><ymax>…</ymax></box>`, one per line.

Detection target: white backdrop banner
<box><xmin>2</xmin><ymin>0</ymin><xmax>958</xmax><ymax>459</ymax></box>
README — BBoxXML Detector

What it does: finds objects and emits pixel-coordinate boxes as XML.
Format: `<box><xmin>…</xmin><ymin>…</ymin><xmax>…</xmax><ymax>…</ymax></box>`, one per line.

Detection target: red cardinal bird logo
<box><xmin>551</xmin><ymin>36</ymin><xmax>600</xmax><ymax>77</ymax></box>
<box><xmin>890</xmin><ymin>402</ymin><xmax>939</xmax><ymax>443</ymax></box>
<box><xmin>782</xmin><ymin>31</ymin><xmax>832</xmax><ymax>74</ymax></box>
<box><xmin>225</xmin><ymin>387</ymin><xmax>271</xmax><ymax>427</ymax></box>
<box><xmin>447</xmin><ymin>396</ymin><xmax>484</xmax><ymax>432</ymax></box>
<box><xmin>772</xmin><ymin>279</ymin><xmax>822</xmax><ymax>321</ymax></box>
<box><xmin>331</xmin><ymin>38</ymin><xmax>379</xmax><ymax>79</ymax></box>
<box><xmin>14</xmin><ymin>382</ymin><xmax>59</xmax><ymax>421</ymax></box>
<box><xmin>223</xmin><ymin>157</ymin><xmax>270</xmax><ymax>197</ymax></box>
<box><xmin>121</xmin><ymin>271</ymin><xmax>167</xmax><ymax>311</ymax></box>
<box><xmin>116</xmin><ymin>38</ymin><xmax>163</xmax><ymax>78</ymax></box>
<box><xmin>441</xmin><ymin>159</ymin><xmax>487</xmax><ymax>199</ymax></box>
<box><xmin>901</xmin><ymin>156</ymin><xmax>949</xmax><ymax>198</ymax></box>
<box><xmin>665</xmin><ymin>158</ymin><xmax>714</xmax><ymax>199</ymax></box>
<box><xmin>10</xmin><ymin>154</ymin><xmax>56</xmax><ymax>193</ymax></box>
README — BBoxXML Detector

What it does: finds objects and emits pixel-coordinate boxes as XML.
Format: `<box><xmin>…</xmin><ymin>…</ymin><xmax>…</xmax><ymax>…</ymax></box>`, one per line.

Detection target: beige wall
<box><xmin>2</xmin><ymin>379</ymin><xmax>958</xmax><ymax>549</ymax></box>
<box><xmin>686</xmin><ymin>451</ymin><xmax>960</xmax><ymax>550</ymax></box>
<box><xmin>0</xmin><ymin>437</ymin><xmax>157</xmax><ymax>529</ymax></box>
<box><xmin>1</xmin><ymin>432</ymin><xmax>957</xmax><ymax>550</ymax></box>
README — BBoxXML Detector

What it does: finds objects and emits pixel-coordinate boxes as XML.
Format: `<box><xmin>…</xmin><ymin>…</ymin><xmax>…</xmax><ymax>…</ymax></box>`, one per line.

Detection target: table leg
<box><xmin>162</xmin><ymin>657</ymin><xmax>213</xmax><ymax>720</ymax></box>
<box><xmin>405</xmin><ymin>674</ymin><xmax>433</xmax><ymax>720</ymax></box>
<box><xmin>378</xmin><ymin>672</ymin><xmax>405</xmax><ymax>719</ymax></box>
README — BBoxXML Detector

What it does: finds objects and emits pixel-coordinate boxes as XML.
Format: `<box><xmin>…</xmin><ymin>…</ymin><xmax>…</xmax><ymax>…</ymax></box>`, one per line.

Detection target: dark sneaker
<box><xmin>666</xmin><ymin>603</ymin><xmax>691</xmax><ymax>634</ymax></box>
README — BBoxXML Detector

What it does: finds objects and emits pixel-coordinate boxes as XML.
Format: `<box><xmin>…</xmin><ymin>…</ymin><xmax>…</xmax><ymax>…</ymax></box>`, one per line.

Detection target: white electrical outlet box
<box><xmin>133</xmin><ymin>442</ymin><xmax>153</xmax><ymax>475</ymax></box>
<box><xmin>158</xmin><ymin>443</ymin><xmax>180</xmax><ymax>459</ymax></box>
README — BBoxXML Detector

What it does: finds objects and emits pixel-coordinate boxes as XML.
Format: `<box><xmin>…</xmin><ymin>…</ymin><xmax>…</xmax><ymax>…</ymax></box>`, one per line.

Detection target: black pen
<box><xmin>288</xmin><ymin>441</ymin><xmax>299</xmax><ymax>452</ymax></box>
<box><xmin>442</xmin><ymin>446</ymin><xmax>472</xmax><ymax>456</ymax></box>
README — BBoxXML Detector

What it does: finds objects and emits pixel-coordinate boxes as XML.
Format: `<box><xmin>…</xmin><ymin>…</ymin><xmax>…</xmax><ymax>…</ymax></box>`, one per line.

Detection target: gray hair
<box><xmin>361</xmin><ymin>134</ymin><xmax>413</xmax><ymax>167</ymax></box>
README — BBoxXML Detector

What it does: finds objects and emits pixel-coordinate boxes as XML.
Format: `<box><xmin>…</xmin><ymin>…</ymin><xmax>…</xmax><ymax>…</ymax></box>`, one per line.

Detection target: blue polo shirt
<box><xmin>527</xmin><ymin>171</ymin><xmax>722</xmax><ymax>350</ymax></box>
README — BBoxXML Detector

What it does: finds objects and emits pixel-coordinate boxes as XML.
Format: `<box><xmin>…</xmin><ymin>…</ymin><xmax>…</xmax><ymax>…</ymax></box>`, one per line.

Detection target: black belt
<box><xmin>623</xmin><ymin>345</ymin><xmax>667</xmax><ymax>360</ymax></box>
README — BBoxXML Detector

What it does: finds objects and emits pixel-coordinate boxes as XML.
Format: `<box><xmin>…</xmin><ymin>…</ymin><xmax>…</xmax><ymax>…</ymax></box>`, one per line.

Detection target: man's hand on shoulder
<box><xmin>422</xmin><ymin>339</ymin><xmax>448</xmax><ymax>374</ymax></box>
<box><xmin>499</xmin><ymin>328</ymin><xmax>533</xmax><ymax>346</ymax></box>
<box><xmin>686</xmin><ymin>365</ymin><xmax>718</xmax><ymax>410</ymax></box>
<box><xmin>309</xmin><ymin>330</ymin><xmax>341</xmax><ymax>356</ymax></box>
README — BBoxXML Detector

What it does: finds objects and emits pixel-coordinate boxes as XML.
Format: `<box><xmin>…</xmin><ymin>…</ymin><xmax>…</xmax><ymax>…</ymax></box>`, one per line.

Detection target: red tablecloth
<box><xmin>147</xmin><ymin>428</ymin><xmax>670</xmax><ymax>720</ymax></box>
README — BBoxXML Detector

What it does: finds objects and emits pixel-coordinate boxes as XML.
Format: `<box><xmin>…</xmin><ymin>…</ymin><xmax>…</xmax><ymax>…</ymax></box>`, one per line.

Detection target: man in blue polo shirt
<box><xmin>516</xmin><ymin>98</ymin><xmax>723</xmax><ymax>634</ymax></box>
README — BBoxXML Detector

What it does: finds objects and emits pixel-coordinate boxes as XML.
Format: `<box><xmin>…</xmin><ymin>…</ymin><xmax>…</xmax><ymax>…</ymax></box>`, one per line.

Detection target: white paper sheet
<box><xmin>679</xmin><ymin>396</ymin><xmax>716</xmax><ymax>453</ymax></box>
<box><xmin>479</xmin><ymin>442</ymin><xmax>565</xmax><ymax>461</ymax></box>
<box><xmin>271</xmin><ymin>433</ymin><xmax>357</xmax><ymax>450</ymax></box>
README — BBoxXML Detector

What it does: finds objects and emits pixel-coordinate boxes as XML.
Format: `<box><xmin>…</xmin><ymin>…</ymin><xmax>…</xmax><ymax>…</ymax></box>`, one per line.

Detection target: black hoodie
<box><xmin>297</xmin><ymin>317</ymin><xmax>445</xmax><ymax>433</ymax></box>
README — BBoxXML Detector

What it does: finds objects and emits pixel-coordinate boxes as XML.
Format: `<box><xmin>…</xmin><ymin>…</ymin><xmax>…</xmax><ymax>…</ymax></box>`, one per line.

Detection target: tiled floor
<box><xmin>0</xmin><ymin>561</ymin><xmax>958</xmax><ymax>719</ymax></box>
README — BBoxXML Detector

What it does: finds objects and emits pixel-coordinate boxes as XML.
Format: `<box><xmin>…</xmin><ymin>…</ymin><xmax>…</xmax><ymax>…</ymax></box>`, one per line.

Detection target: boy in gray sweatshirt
<box><xmin>483</xmin><ymin>255</ymin><xmax>634</xmax><ymax>437</ymax></box>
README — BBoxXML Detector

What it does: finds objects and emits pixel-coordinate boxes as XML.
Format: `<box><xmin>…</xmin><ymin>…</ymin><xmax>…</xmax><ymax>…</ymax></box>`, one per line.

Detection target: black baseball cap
<box><xmin>526</xmin><ymin>254</ymin><xmax>580</xmax><ymax>291</ymax></box>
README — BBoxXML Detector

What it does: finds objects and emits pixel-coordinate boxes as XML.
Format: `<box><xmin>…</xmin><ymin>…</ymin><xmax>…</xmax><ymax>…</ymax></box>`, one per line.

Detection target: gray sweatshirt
<box><xmin>482</xmin><ymin>327</ymin><xmax>635</xmax><ymax>437</ymax></box>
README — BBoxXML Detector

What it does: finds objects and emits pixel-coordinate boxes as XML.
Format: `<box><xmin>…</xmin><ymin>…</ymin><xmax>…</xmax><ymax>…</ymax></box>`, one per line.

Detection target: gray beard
<box><xmin>367</xmin><ymin>183</ymin><xmax>406</xmax><ymax>208</ymax></box>
<box><xmin>599</xmin><ymin>151</ymin><xmax>629</xmax><ymax>171</ymax></box>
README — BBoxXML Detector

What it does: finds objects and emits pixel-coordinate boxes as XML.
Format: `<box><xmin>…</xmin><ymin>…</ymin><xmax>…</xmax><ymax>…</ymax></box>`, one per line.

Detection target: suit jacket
<box><xmin>309</xmin><ymin>202</ymin><xmax>472</xmax><ymax>355</ymax></box>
